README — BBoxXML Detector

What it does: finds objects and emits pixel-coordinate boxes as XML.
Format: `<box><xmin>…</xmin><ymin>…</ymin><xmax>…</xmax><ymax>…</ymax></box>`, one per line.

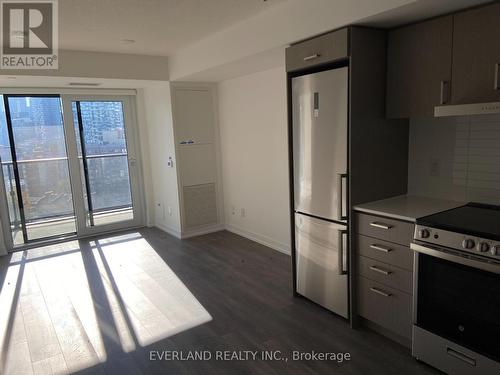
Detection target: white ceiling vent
<box><xmin>68</xmin><ymin>82</ymin><xmax>101</xmax><ymax>87</ymax></box>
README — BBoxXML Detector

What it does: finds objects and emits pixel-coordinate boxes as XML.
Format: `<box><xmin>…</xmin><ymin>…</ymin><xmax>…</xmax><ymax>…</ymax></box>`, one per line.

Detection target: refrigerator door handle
<box><xmin>337</xmin><ymin>173</ymin><xmax>348</xmax><ymax>221</ymax></box>
<box><xmin>338</xmin><ymin>229</ymin><xmax>348</xmax><ymax>275</ymax></box>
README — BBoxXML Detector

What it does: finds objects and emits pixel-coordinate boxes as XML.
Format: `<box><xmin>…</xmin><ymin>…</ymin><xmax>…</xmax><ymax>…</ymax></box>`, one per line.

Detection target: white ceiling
<box><xmin>59</xmin><ymin>0</ymin><xmax>286</xmax><ymax>56</ymax></box>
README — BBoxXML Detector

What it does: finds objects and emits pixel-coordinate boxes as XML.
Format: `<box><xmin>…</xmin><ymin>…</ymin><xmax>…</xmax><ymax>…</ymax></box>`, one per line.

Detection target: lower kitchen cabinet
<box><xmin>357</xmin><ymin>276</ymin><xmax>412</xmax><ymax>339</ymax></box>
<box><xmin>354</xmin><ymin>212</ymin><xmax>414</xmax><ymax>345</ymax></box>
<box><xmin>357</xmin><ymin>256</ymin><xmax>412</xmax><ymax>294</ymax></box>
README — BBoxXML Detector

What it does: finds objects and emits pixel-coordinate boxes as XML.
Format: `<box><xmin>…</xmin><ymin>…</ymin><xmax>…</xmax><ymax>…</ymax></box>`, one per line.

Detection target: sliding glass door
<box><xmin>1</xmin><ymin>95</ymin><xmax>76</xmax><ymax>244</ymax></box>
<box><xmin>0</xmin><ymin>93</ymin><xmax>144</xmax><ymax>248</ymax></box>
<box><xmin>62</xmin><ymin>95</ymin><xmax>143</xmax><ymax>236</ymax></box>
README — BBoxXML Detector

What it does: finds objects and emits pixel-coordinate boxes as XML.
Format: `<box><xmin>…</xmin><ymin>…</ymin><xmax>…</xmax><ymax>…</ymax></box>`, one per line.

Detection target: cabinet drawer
<box><xmin>357</xmin><ymin>276</ymin><xmax>412</xmax><ymax>339</ymax></box>
<box><xmin>356</xmin><ymin>234</ymin><xmax>413</xmax><ymax>271</ymax></box>
<box><xmin>286</xmin><ymin>28</ymin><xmax>348</xmax><ymax>72</ymax></box>
<box><xmin>357</xmin><ymin>256</ymin><xmax>412</xmax><ymax>294</ymax></box>
<box><xmin>355</xmin><ymin>213</ymin><xmax>414</xmax><ymax>246</ymax></box>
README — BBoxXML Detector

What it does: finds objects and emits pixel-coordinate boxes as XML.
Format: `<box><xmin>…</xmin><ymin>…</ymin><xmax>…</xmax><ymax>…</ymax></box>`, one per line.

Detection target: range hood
<box><xmin>435</xmin><ymin>102</ymin><xmax>500</xmax><ymax>117</ymax></box>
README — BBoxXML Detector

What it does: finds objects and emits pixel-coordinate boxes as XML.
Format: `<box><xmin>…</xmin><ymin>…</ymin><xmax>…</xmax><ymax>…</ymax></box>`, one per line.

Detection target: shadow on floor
<box><xmin>0</xmin><ymin>228</ymin><xmax>438</xmax><ymax>375</ymax></box>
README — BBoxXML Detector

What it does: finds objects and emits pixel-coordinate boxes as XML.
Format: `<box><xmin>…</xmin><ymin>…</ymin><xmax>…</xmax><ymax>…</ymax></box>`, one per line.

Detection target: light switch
<box><xmin>167</xmin><ymin>157</ymin><xmax>174</xmax><ymax>168</ymax></box>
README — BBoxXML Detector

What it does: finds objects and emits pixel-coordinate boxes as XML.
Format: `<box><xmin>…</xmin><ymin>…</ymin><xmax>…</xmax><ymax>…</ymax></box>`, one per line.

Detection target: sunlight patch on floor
<box><xmin>0</xmin><ymin>232</ymin><xmax>212</xmax><ymax>374</ymax></box>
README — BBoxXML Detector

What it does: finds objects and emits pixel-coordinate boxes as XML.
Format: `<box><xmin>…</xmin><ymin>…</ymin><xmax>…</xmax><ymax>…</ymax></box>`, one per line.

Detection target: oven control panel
<box><xmin>414</xmin><ymin>225</ymin><xmax>500</xmax><ymax>260</ymax></box>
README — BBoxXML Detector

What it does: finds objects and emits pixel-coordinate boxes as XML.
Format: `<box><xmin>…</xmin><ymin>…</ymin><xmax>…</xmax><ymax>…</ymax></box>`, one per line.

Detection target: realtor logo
<box><xmin>1</xmin><ymin>0</ymin><xmax>58</xmax><ymax>69</ymax></box>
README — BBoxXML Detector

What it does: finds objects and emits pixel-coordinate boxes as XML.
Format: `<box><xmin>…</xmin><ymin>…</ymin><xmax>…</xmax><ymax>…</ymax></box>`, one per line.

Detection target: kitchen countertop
<box><xmin>354</xmin><ymin>195</ymin><xmax>465</xmax><ymax>222</ymax></box>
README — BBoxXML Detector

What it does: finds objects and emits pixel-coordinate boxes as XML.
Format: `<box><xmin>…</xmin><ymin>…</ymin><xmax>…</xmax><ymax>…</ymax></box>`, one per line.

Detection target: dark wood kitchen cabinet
<box><xmin>355</xmin><ymin>212</ymin><xmax>414</xmax><ymax>346</ymax></box>
<box><xmin>451</xmin><ymin>2</ymin><xmax>500</xmax><ymax>104</ymax></box>
<box><xmin>285</xmin><ymin>28</ymin><xmax>348</xmax><ymax>72</ymax></box>
<box><xmin>386</xmin><ymin>16</ymin><xmax>453</xmax><ymax>118</ymax></box>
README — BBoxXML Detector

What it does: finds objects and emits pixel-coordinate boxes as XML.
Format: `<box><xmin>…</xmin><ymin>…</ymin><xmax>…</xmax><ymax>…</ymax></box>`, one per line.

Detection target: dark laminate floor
<box><xmin>0</xmin><ymin>228</ymin><xmax>439</xmax><ymax>375</ymax></box>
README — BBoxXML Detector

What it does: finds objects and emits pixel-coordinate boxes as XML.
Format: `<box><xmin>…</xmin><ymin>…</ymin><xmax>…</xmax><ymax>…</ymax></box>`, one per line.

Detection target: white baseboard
<box><xmin>181</xmin><ymin>223</ymin><xmax>225</xmax><ymax>239</ymax></box>
<box><xmin>225</xmin><ymin>224</ymin><xmax>291</xmax><ymax>256</ymax></box>
<box><xmin>154</xmin><ymin>222</ymin><xmax>291</xmax><ymax>257</ymax></box>
<box><xmin>154</xmin><ymin>222</ymin><xmax>182</xmax><ymax>239</ymax></box>
<box><xmin>154</xmin><ymin>222</ymin><xmax>225</xmax><ymax>240</ymax></box>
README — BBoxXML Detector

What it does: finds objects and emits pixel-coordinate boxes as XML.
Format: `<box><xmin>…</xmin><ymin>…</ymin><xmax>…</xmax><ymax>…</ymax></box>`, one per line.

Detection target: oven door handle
<box><xmin>411</xmin><ymin>243</ymin><xmax>500</xmax><ymax>275</ymax></box>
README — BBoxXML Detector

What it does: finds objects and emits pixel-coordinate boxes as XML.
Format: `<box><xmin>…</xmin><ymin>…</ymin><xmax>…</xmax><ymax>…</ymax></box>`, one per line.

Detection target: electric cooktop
<box><xmin>416</xmin><ymin>203</ymin><xmax>500</xmax><ymax>241</ymax></box>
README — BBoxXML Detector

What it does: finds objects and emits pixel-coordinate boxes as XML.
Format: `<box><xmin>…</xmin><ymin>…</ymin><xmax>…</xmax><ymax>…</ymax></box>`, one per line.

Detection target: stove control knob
<box><xmin>491</xmin><ymin>245</ymin><xmax>500</xmax><ymax>256</ymax></box>
<box><xmin>418</xmin><ymin>229</ymin><xmax>431</xmax><ymax>239</ymax></box>
<box><xmin>476</xmin><ymin>242</ymin><xmax>490</xmax><ymax>253</ymax></box>
<box><xmin>462</xmin><ymin>239</ymin><xmax>475</xmax><ymax>250</ymax></box>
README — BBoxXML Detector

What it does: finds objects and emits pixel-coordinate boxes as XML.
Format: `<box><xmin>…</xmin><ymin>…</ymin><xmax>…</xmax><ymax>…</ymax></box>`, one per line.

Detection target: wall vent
<box><xmin>183</xmin><ymin>183</ymin><xmax>217</xmax><ymax>228</ymax></box>
<box><xmin>68</xmin><ymin>82</ymin><xmax>101</xmax><ymax>87</ymax></box>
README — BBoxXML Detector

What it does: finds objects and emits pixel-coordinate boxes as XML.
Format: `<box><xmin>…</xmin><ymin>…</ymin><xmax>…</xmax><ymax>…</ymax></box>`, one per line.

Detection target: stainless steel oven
<box><xmin>412</xmin><ymin>241</ymin><xmax>500</xmax><ymax>375</ymax></box>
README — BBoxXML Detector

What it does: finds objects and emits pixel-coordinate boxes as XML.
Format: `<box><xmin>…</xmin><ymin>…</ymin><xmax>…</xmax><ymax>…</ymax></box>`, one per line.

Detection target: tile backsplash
<box><xmin>408</xmin><ymin>114</ymin><xmax>500</xmax><ymax>205</ymax></box>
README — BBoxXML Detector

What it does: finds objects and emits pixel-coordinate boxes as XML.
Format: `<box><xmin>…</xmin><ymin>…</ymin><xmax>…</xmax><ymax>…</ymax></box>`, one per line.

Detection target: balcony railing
<box><xmin>1</xmin><ymin>153</ymin><xmax>132</xmax><ymax>227</ymax></box>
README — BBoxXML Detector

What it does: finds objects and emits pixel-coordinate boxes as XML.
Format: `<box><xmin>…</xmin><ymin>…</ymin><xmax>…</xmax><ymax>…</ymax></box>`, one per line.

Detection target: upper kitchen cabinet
<box><xmin>386</xmin><ymin>16</ymin><xmax>453</xmax><ymax>118</ymax></box>
<box><xmin>451</xmin><ymin>2</ymin><xmax>500</xmax><ymax>104</ymax></box>
<box><xmin>286</xmin><ymin>28</ymin><xmax>348</xmax><ymax>72</ymax></box>
<box><xmin>173</xmin><ymin>88</ymin><xmax>215</xmax><ymax>145</ymax></box>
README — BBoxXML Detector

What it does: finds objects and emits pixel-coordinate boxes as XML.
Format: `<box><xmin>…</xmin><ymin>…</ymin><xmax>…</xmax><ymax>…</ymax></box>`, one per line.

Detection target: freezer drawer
<box><xmin>292</xmin><ymin>67</ymin><xmax>348</xmax><ymax>222</ymax></box>
<box><xmin>295</xmin><ymin>213</ymin><xmax>348</xmax><ymax>318</ymax></box>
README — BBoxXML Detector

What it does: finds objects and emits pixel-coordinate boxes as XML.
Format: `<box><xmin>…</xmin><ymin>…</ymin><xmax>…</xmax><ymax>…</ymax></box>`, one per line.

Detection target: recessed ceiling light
<box><xmin>120</xmin><ymin>39</ymin><xmax>136</xmax><ymax>44</ymax></box>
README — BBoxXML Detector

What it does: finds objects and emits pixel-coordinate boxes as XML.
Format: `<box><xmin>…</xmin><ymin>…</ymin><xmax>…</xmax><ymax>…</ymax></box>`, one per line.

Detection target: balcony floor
<box><xmin>12</xmin><ymin>208</ymin><xmax>134</xmax><ymax>245</ymax></box>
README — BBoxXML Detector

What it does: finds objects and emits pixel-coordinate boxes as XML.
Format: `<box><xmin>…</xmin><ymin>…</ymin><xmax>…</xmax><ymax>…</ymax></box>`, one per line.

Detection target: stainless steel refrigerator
<box><xmin>292</xmin><ymin>67</ymin><xmax>349</xmax><ymax>318</ymax></box>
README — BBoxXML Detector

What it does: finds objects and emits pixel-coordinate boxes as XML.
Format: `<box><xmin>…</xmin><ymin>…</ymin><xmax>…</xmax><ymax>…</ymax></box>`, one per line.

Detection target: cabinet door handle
<box><xmin>369</xmin><ymin>265</ymin><xmax>392</xmax><ymax>275</ymax></box>
<box><xmin>370</xmin><ymin>287</ymin><xmax>392</xmax><ymax>297</ymax></box>
<box><xmin>440</xmin><ymin>80</ymin><xmax>450</xmax><ymax>104</ymax></box>
<box><xmin>369</xmin><ymin>222</ymin><xmax>392</xmax><ymax>230</ymax></box>
<box><xmin>494</xmin><ymin>63</ymin><xmax>499</xmax><ymax>90</ymax></box>
<box><xmin>370</xmin><ymin>244</ymin><xmax>392</xmax><ymax>253</ymax></box>
<box><xmin>303</xmin><ymin>53</ymin><xmax>321</xmax><ymax>61</ymax></box>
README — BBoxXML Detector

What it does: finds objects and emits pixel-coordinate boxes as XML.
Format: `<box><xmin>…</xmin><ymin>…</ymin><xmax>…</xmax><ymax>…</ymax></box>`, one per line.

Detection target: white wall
<box><xmin>0</xmin><ymin>50</ymin><xmax>169</xmax><ymax>81</ymax></box>
<box><xmin>169</xmin><ymin>0</ymin><xmax>415</xmax><ymax>80</ymax></box>
<box><xmin>141</xmin><ymin>84</ymin><xmax>182</xmax><ymax>237</ymax></box>
<box><xmin>408</xmin><ymin>114</ymin><xmax>500</xmax><ymax>204</ymax></box>
<box><xmin>218</xmin><ymin>67</ymin><xmax>290</xmax><ymax>254</ymax></box>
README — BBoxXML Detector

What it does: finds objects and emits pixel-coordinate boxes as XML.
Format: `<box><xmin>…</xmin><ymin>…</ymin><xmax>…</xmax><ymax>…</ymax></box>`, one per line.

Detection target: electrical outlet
<box><xmin>231</xmin><ymin>206</ymin><xmax>236</xmax><ymax>215</ymax></box>
<box><xmin>430</xmin><ymin>159</ymin><xmax>441</xmax><ymax>177</ymax></box>
<box><xmin>240</xmin><ymin>208</ymin><xmax>246</xmax><ymax>218</ymax></box>
<box><xmin>168</xmin><ymin>206</ymin><xmax>172</xmax><ymax>216</ymax></box>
